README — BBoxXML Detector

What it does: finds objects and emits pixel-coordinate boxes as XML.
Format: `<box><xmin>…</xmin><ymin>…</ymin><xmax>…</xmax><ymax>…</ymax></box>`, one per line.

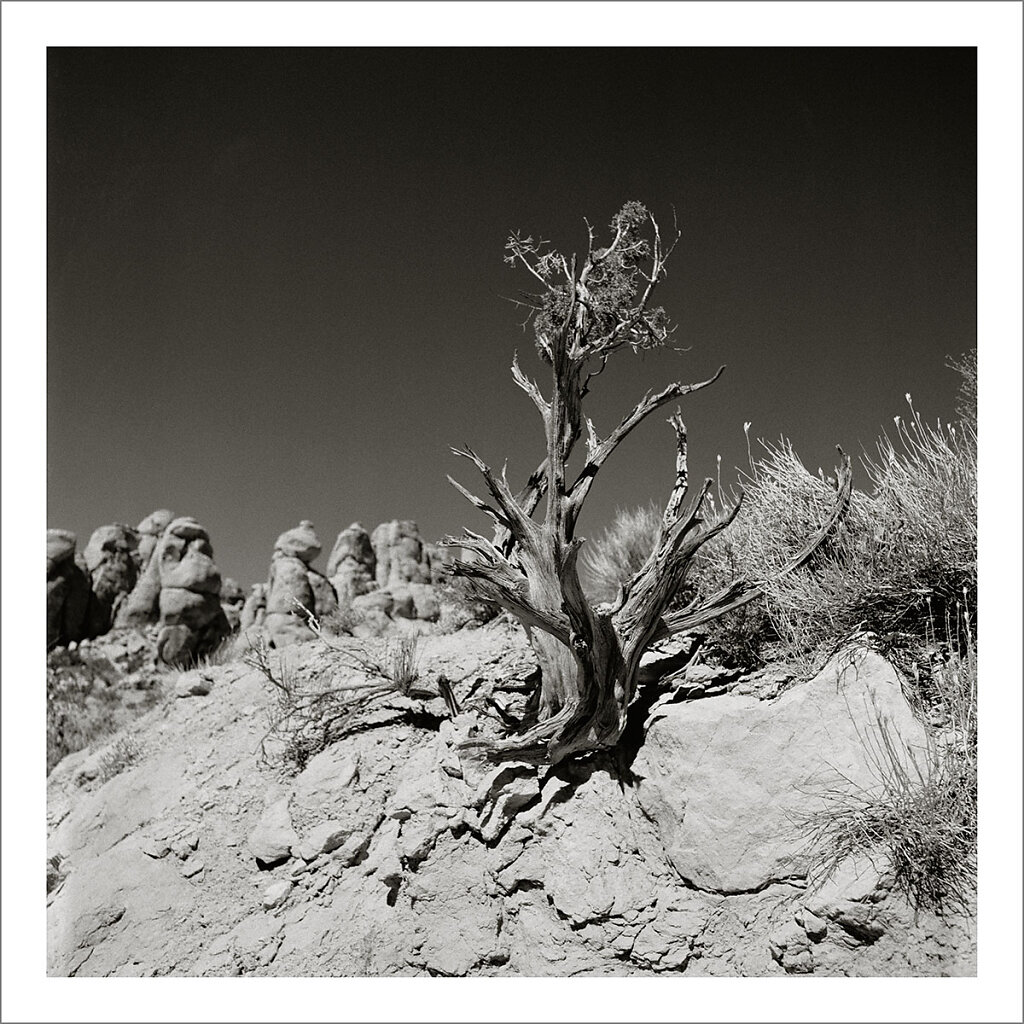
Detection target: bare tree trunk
<box><xmin>446</xmin><ymin>203</ymin><xmax>853</xmax><ymax>764</ymax></box>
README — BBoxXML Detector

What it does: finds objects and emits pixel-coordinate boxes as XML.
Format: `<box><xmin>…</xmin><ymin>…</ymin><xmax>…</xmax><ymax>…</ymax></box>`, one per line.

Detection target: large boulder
<box><xmin>46</xmin><ymin>530</ymin><xmax>93</xmax><ymax>649</ymax></box>
<box><xmin>263</xmin><ymin>522</ymin><xmax>338</xmax><ymax>647</ymax></box>
<box><xmin>371</xmin><ymin>520</ymin><xmax>432</xmax><ymax>589</ymax></box>
<box><xmin>274</xmin><ymin>520</ymin><xmax>321</xmax><ymax>563</ymax></box>
<box><xmin>326</xmin><ymin>523</ymin><xmax>376</xmax><ymax>602</ymax></box>
<box><xmin>115</xmin><ymin>509</ymin><xmax>175</xmax><ymax>627</ymax></box>
<box><xmin>633</xmin><ymin>648</ymin><xmax>930</xmax><ymax>894</ymax></box>
<box><xmin>82</xmin><ymin>524</ymin><xmax>140</xmax><ymax>634</ymax></box>
<box><xmin>151</xmin><ymin>517</ymin><xmax>230</xmax><ymax>665</ymax></box>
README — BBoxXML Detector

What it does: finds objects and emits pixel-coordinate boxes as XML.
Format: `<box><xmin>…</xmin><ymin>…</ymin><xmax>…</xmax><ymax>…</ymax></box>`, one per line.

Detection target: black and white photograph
<box><xmin>2</xmin><ymin>2</ymin><xmax>1021</xmax><ymax>1021</ymax></box>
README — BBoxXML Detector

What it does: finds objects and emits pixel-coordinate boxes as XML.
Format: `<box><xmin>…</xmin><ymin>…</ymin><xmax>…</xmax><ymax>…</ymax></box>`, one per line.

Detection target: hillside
<box><xmin>46</xmin><ymin>622</ymin><xmax>975</xmax><ymax>977</ymax></box>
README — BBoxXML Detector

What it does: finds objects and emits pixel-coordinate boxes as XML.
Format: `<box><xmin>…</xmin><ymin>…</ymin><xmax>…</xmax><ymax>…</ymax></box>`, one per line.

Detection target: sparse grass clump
<box><xmin>190</xmin><ymin>634</ymin><xmax>243</xmax><ymax>669</ymax></box>
<box><xmin>96</xmin><ymin>733</ymin><xmax>145</xmax><ymax>782</ymax></box>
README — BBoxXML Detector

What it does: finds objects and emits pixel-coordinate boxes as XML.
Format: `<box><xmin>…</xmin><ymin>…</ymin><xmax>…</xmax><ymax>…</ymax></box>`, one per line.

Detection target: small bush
<box><xmin>386</xmin><ymin>635</ymin><xmax>420</xmax><ymax>694</ymax></box>
<box><xmin>437</xmin><ymin>575</ymin><xmax>500</xmax><ymax>632</ymax></box>
<box><xmin>315</xmin><ymin>604</ymin><xmax>365</xmax><ymax>637</ymax></box>
<box><xmin>96</xmin><ymin>733</ymin><xmax>144</xmax><ymax>782</ymax></box>
<box><xmin>249</xmin><ymin>624</ymin><xmax>425</xmax><ymax>772</ymax></box>
<box><xmin>191</xmin><ymin>635</ymin><xmax>242</xmax><ymax>669</ymax></box>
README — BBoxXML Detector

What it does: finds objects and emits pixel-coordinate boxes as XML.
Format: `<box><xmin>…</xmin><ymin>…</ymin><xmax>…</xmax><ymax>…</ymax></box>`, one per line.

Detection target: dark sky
<box><xmin>47</xmin><ymin>47</ymin><xmax>976</xmax><ymax>586</ymax></box>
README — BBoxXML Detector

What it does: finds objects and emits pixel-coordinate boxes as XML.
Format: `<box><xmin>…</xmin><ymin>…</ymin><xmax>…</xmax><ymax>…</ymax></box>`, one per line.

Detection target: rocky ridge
<box><xmin>46</xmin><ymin>625</ymin><xmax>975</xmax><ymax>977</ymax></box>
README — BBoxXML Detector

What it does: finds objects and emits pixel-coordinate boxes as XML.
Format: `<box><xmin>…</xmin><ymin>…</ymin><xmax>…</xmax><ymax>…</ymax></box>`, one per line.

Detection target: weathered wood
<box><xmin>447</xmin><ymin>204</ymin><xmax>853</xmax><ymax>764</ymax></box>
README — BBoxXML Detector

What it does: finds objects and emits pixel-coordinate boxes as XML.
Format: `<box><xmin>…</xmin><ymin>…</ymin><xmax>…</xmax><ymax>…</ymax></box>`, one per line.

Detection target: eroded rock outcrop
<box><xmin>46</xmin><ymin>633</ymin><xmax>975</xmax><ymax>978</ymax></box>
<box><xmin>46</xmin><ymin>530</ymin><xmax>93</xmax><ymax>649</ymax></box>
<box><xmin>371</xmin><ymin>520</ymin><xmax>432</xmax><ymax>589</ymax></box>
<box><xmin>116</xmin><ymin>510</ymin><xmax>175</xmax><ymax>628</ymax></box>
<box><xmin>154</xmin><ymin>517</ymin><xmax>231</xmax><ymax>666</ymax></box>
<box><xmin>368</xmin><ymin>520</ymin><xmax>439</xmax><ymax>622</ymax></box>
<box><xmin>239</xmin><ymin>584</ymin><xmax>267</xmax><ymax>632</ymax></box>
<box><xmin>326</xmin><ymin>523</ymin><xmax>376</xmax><ymax>602</ymax></box>
<box><xmin>264</xmin><ymin>522</ymin><xmax>338</xmax><ymax>647</ymax></box>
<box><xmin>82</xmin><ymin>524</ymin><xmax>140</xmax><ymax>635</ymax></box>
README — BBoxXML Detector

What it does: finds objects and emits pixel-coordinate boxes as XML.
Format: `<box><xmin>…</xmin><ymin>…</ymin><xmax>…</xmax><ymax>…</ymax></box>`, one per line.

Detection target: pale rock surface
<box><xmin>262</xmin><ymin>881</ymin><xmax>293</xmax><ymax>911</ymax></box>
<box><xmin>371</xmin><ymin>520</ymin><xmax>432</xmax><ymax>588</ymax></box>
<box><xmin>219</xmin><ymin>578</ymin><xmax>245</xmax><ymax>632</ymax></box>
<box><xmin>274</xmin><ymin>520</ymin><xmax>321</xmax><ymax>563</ymax></box>
<box><xmin>136</xmin><ymin>509</ymin><xmax>174</xmax><ymax>567</ymax></box>
<box><xmin>264</xmin><ymin>522</ymin><xmax>338</xmax><ymax>646</ymax></box>
<box><xmin>249</xmin><ymin>793</ymin><xmax>299</xmax><ymax>868</ymax></box>
<box><xmin>116</xmin><ymin>510</ymin><xmax>174</xmax><ymax>627</ymax></box>
<box><xmin>46</xmin><ymin>635</ymin><xmax>974</xmax><ymax>978</ymax></box>
<box><xmin>239</xmin><ymin>584</ymin><xmax>267</xmax><ymax>631</ymax></box>
<box><xmin>633</xmin><ymin>649</ymin><xmax>929</xmax><ymax>893</ymax></box>
<box><xmin>326</xmin><ymin>523</ymin><xmax>376</xmax><ymax>602</ymax></box>
<box><xmin>153</xmin><ymin>517</ymin><xmax>230</xmax><ymax>666</ymax></box>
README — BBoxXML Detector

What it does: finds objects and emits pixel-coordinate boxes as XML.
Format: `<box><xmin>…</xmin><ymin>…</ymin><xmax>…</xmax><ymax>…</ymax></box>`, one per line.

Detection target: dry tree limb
<box><xmin>447</xmin><ymin>203</ymin><xmax>852</xmax><ymax>764</ymax></box>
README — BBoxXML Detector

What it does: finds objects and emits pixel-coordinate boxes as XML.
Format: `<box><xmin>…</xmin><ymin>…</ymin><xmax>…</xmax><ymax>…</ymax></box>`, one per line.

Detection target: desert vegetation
<box><xmin>585</xmin><ymin>367</ymin><xmax>977</xmax><ymax>679</ymax></box>
<box><xmin>582</xmin><ymin>354</ymin><xmax>978</xmax><ymax>914</ymax></box>
<box><xmin>249</xmin><ymin>613</ymin><xmax>432</xmax><ymax>772</ymax></box>
<box><xmin>443</xmin><ymin>202</ymin><xmax>852</xmax><ymax>763</ymax></box>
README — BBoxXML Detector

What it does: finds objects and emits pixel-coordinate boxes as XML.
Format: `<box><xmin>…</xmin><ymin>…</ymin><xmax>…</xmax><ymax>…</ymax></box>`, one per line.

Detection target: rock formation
<box><xmin>153</xmin><ymin>516</ymin><xmax>231</xmax><ymax>666</ymax></box>
<box><xmin>136</xmin><ymin>509</ymin><xmax>174</xmax><ymax>567</ymax></box>
<box><xmin>219</xmin><ymin>579</ymin><xmax>245</xmax><ymax>632</ymax></box>
<box><xmin>264</xmin><ymin>521</ymin><xmax>338</xmax><ymax>646</ymax></box>
<box><xmin>239</xmin><ymin>584</ymin><xmax>267</xmax><ymax>632</ymax></box>
<box><xmin>325</xmin><ymin>523</ymin><xmax>376</xmax><ymax>602</ymax></box>
<box><xmin>45</xmin><ymin>636</ymin><xmax>976</xmax><ymax>978</ymax></box>
<box><xmin>116</xmin><ymin>509</ymin><xmax>175</xmax><ymax>628</ymax></box>
<box><xmin>82</xmin><ymin>524</ymin><xmax>140</xmax><ymax>635</ymax></box>
<box><xmin>369</xmin><ymin>520</ymin><xmax>439</xmax><ymax>622</ymax></box>
<box><xmin>46</xmin><ymin>530</ymin><xmax>93</xmax><ymax>649</ymax></box>
<box><xmin>371</xmin><ymin>520</ymin><xmax>432</xmax><ymax>589</ymax></box>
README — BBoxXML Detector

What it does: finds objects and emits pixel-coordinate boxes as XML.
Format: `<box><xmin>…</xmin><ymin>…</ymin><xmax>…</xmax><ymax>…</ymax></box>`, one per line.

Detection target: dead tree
<box><xmin>445</xmin><ymin>202</ymin><xmax>851</xmax><ymax>764</ymax></box>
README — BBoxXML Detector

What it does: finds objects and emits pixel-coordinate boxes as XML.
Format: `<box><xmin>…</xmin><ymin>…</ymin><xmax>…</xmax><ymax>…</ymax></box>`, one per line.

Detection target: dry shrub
<box><xmin>573</xmin><ymin>354</ymin><xmax>977</xmax><ymax>685</ymax></box>
<box><xmin>437</xmin><ymin>574</ymin><xmax>500</xmax><ymax>632</ymax></box>
<box><xmin>248</xmin><ymin>615</ymin><xmax>424</xmax><ymax>772</ymax></box>
<box><xmin>687</xmin><ymin>356</ymin><xmax>977</xmax><ymax>673</ymax></box>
